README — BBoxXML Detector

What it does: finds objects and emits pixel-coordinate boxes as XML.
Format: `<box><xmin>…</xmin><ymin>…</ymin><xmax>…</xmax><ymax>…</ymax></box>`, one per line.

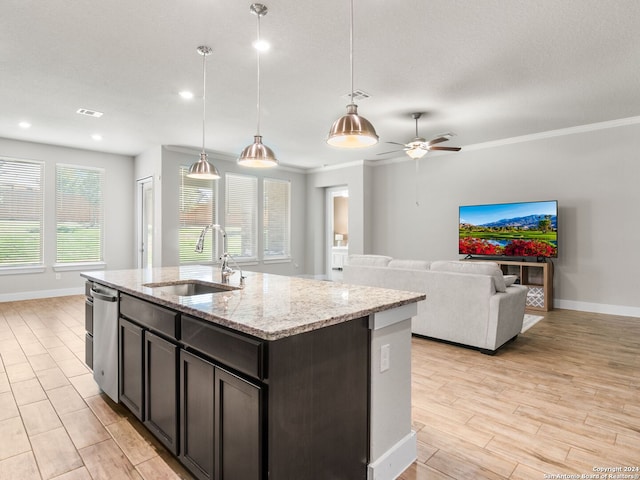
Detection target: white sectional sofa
<box><xmin>342</xmin><ymin>255</ymin><xmax>528</xmax><ymax>353</ymax></box>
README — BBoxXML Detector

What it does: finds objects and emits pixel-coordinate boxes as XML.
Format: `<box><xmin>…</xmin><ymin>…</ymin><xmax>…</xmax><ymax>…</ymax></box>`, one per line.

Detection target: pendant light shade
<box><xmin>326</xmin><ymin>0</ymin><xmax>378</xmax><ymax>148</ymax></box>
<box><xmin>238</xmin><ymin>135</ymin><xmax>278</xmax><ymax>167</ymax></box>
<box><xmin>327</xmin><ymin>104</ymin><xmax>378</xmax><ymax>148</ymax></box>
<box><xmin>238</xmin><ymin>3</ymin><xmax>278</xmax><ymax>168</ymax></box>
<box><xmin>187</xmin><ymin>45</ymin><xmax>220</xmax><ymax>180</ymax></box>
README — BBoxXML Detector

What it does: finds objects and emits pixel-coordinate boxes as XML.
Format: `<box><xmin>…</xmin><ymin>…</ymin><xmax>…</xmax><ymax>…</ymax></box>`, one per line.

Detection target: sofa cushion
<box><xmin>430</xmin><ymin>260</ymin><xmax>507</xmax><ymax>292</ymax></box>
<box><xmin>387</xmin><ymin>259</ymin><xmax>431</xmax><ymax>270</ymax></box>
<box><xmin>346</xmin><ymin>254</ymin><xmax>393</xmax><ymax>267</ymax></box>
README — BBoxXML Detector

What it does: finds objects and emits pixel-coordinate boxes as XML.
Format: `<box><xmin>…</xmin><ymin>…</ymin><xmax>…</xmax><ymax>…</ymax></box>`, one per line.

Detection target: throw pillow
<box><xmin>346</xmin><ymin>254</ymin><xmax>393</xmax><ymax>267</ymax></box>
<box><xmin>504</xmin><ymin>275</ymin><xmax>518</xmax><ymax>287</ymax></box>
<box><xmin>387</xmin><ymin>259</ymin><xmax>431</xmax><ymax>270</ymax></box>
<box><xmin>430</xmin><ymin>260</ymin><xmax>507</xmax><ymax>292</ymax></box>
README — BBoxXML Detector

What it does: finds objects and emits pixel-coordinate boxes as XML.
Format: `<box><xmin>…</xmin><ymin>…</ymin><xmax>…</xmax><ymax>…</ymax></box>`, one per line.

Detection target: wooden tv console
<box><xmin>496</xmin><ymin>260</ymin><xmax>553</xmax><ymax>312</ymax></box>
<box><xmin>465</xmin><ymin>258</ymin><xmax>554</xmax><ymax>311</ymax></box>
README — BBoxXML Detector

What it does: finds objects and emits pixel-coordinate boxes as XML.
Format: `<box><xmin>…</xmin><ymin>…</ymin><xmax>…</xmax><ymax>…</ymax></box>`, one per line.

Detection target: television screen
<box><xmin>459</xmin><ymin>200</ymin><xmax>558</xmax><ymax>258</ymax></box>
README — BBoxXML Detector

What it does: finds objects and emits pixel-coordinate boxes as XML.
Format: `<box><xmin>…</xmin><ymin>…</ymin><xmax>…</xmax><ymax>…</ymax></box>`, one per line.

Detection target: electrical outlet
<box><xmin>380</xmin><ymin>344</ymin><xmax>390</xmax><ymax>372</ymax></box>
<box><xmin>55</xmin><ymin>273</ymin><xmax>61</xmax><ymax>280</ymax></box>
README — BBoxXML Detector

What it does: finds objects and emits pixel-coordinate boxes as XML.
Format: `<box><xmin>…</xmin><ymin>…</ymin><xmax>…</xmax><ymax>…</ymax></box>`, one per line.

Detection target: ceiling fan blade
<box><xmin>385</xmin><ymin>141</ymin><xmax>408</xmax><ymax>146</ymax></box>
<box><xmin>430</xmin><ymin>146</ymin><xmax>461</xmax><ymax>151</ymax></box>
<box><xmin>376</xmin><ymin>149</ymin><xmax>405</xmax><ymax>156</ymax></box>
<box><xmin>427</xmin><ymin>136</ymin><xmax>450</xmax><ymax>146</ymax></box>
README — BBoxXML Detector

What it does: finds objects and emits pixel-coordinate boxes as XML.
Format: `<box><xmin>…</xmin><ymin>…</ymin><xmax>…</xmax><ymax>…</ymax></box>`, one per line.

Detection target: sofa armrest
<box><xmin>485</xmin><ymin>285</ymin><xmax>528</xmax><ymax>350</ymax></box>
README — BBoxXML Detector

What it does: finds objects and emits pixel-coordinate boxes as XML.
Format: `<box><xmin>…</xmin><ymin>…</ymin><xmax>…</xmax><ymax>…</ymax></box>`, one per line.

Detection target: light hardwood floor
<box><xmin>1</xmin><ymin>296</ymin><xmax>639</xmax><ymax>479</ymax></box>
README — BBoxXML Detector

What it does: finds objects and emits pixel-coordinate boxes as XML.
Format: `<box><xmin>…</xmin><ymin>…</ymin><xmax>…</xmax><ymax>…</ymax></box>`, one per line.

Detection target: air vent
<box><xmin>341</xmin><ymin>89</ymin><xmax>371</xmax><ymax>101</ymax></box>
<box><xmin>76</xmin><ymin>108</ymin><xmax>103</xmax><ymax>118</ymax></box>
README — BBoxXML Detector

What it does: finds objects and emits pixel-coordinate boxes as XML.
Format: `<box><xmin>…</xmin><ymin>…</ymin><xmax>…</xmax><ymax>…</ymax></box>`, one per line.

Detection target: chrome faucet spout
<box><xmin>194</xmin><ymin>224</ymin><xmax>213</xmax><ymax>253</ymax></box>
<box><xmin>194</xmin><ymin>224</ymin><xmax>245</xmax><ymax>287</ymax></box>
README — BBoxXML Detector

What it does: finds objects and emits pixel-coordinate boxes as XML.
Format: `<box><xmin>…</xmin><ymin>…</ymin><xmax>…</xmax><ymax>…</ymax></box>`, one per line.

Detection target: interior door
<box><xmin>325</xmin><ymin>186</ymin><xmax>349</xmax><ymax>281</ymax></box>
<box><xmin>137</xmin><ymin>177</ymin><xmax>153</xmax><ymax>268</ymax></box>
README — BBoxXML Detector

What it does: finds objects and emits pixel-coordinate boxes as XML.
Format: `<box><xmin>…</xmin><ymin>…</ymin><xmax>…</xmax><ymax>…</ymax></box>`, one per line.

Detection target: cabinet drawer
<box><xmin>181</xmin><ymin>315</ymin><xmax>264</xmax><ymax>380</ymax></box>
<box><xmin>120</xmin><ymin>293</ymin><xmax>179</xmax><ymax>339</ymax></box>
<box><xmin>85</xmin><ymin>333</ymin><xmax>93</xmax><ymax>370</ymax></box>
<box><xmin>85</xmin><ymin>298</ymin><xmax>93</xmax><ymax>334</ymax></box>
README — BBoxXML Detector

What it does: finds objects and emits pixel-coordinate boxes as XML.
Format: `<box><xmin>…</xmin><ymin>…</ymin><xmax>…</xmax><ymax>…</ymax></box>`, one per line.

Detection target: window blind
<box><xmin>225</xmin><ymin>173</ymin><xmax>257</xmax><ymax>261</ymax></box>
<box><xmin>179</xmin><ymin>166</ymin><xmax>217</xmax><ymax>263</ymax></box>
<box><xmin>0</xmin><ymin>158</ymin><xmax>44</xmax><ymax>266</ymax></box>
<box><xmin>263</xmin><ymin>178</ymin><xmax>291</xmax><ymax>259</ymax></box>
<box><xmin>55</xmin><ymin>164</ymin><xmax>104</xmax><ymax>263</ymax></box>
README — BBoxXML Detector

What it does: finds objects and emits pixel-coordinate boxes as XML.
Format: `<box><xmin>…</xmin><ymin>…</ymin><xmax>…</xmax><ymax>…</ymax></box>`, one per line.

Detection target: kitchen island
<box><xmin>82</xmin><ymin>266</ymin><xmax>425</xmax><ymax>480</ymax></box>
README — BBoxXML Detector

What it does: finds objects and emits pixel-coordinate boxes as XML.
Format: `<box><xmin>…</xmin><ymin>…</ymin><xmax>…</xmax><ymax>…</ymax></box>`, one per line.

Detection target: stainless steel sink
<box><xmin>143</xmin><ymin>280</ymin><xmax>239</xmax><ymax>296</ymax></box>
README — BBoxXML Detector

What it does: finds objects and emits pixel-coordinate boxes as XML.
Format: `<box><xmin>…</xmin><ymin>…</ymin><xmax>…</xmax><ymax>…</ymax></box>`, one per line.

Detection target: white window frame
<box><xmin>53</xmin><ymin>163</ymin><xmax>105</xmax><ymax>271</ymax></box>
<box><xmin>225</xmin><ymin>173</ymin><xmax>258</xmax><ymax>263</ymax></box>
<box><xmin>0</xmin><ymin>156</ymin><xmax>46</xmax><ymax>274</ymax></box>
<box><xmin>179</xmin><ymin>165</ymin><xmax>218</xmax><ymax>264</ymax></box>
<box><xmin>263</xmin><ymin>177</ymin><xmax>291</xmax><ymax>262</ymax></box>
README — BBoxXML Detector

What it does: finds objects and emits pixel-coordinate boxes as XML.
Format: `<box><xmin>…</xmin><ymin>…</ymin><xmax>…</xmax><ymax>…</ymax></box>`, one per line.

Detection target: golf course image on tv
<box><xmin>459</xmin><ymin>200</ymin><xmax>558</xmax><ymax>258</ymax></box>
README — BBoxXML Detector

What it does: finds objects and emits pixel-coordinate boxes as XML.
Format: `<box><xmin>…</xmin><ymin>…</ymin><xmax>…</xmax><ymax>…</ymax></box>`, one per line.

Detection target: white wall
<box><xmin>0</xmin><ymin>137</ymin><xmax>135</xmax><ymax>300</ymax></box>
<box><xmin>366</xmin><ymin>122</ymin><xmax>640</xmax><ymax>316</ymax></box>
<box><xmin>305</xmin><ymin>162</ymin><xmax>370</xmax><ymax>276</ymax></box>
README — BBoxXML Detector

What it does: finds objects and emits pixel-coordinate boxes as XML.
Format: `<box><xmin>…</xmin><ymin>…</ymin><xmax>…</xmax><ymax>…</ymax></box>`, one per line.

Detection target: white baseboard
<box><xmin>368</xmin><ymin>430</ymin><xmax>417</xmax><ymax>480</ymax></box>
<box><xmin>555</xmin><ymin>299</ymin><xmax>640</xmax><ymax>318</ymax></box>
<box><xmin>0</xmin><ymin>287</ymin><xmax>84</xmax><ymax>303</ymax></box>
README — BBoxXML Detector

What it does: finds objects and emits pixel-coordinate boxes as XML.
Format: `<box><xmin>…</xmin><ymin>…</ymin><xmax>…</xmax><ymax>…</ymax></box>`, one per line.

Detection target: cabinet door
<box><xmin>180</xmin><ymin>350</ymin><xmax>215</xmax><ymax>480</ymax></box>
<box><xmin>215</xmin><ymin>368</ymin><xmax>261</xmax><ymax>480</ymax></box>
<box><xmin>144</xmin><ymin>331</ymin><xmax>178</xmax><ymax>455</ymax></box>
<box><xmin>119</xmin><ymin>318</ymin><xmax>144</xmax><ymax>420</ymax></box>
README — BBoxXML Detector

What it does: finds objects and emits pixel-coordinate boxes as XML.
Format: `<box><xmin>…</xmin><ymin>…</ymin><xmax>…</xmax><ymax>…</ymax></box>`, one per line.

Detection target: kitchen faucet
<box><xmin>194</xmin><ymin>224</ymin><xmax>245</xmax><ymax>286</ymax></box>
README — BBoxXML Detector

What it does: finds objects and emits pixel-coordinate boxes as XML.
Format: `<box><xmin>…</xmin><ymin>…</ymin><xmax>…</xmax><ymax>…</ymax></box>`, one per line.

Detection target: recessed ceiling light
<box><xmin>18</xmin><ymin>121</ymin><xmax>31</xmax><ymax>129</ymax></box>
<box><xmin>91</xmin><ymin>134</ymin><xmax>103</xmax><ymax>141</ymax></box>
<box><xmin>179</xmin><ymin>91</ymin><xmax>194</xmax><ymax>100</ymax></box>
<box><xmin>252</xmin><ymin>39</ymin><xmax>270</xmax><ymax>52</ymax></box>
<box><xmin>77</xmin><ymin>108</ymin><xmax>103</xmax><ymax>118</ymax></box>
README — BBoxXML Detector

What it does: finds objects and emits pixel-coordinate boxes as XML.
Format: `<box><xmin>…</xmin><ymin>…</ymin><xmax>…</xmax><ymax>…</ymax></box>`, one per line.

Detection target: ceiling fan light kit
<box><xmin>377</xmin><ymin>112</ymin><xmax>461</xmax><ymax>159</ymax></box>
<box><xmin>326</xmin><ymin>0</ymin><xmax>378</xmax><ymax>148</ymax></box>
<box><xmin>187</xmin><ymin>45</ymin><xmax>221</xmax><ymax>180</ymax></box>
<box><xmin>238</xmin><ymin>3</ymin><xmax>278</xmax><ymax>168</ymax></box>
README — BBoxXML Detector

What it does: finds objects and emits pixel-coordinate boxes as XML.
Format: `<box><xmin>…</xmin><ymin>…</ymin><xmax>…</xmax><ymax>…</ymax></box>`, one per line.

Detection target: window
<box><xmin>225</xmin><ymin>173</ymin><xmax>257</xmax><ymax>261</ymax></box>
<box><xmin>56</xmin><ymin>164</ymin><xmax>104</xmax><ymax>264</ymax></box>
<box><xmin>0</xmin><ymin>158</ymin><xmax>44</xmax><ymax>268</ymax></box>
<box><xmin>263</xmin><ymin>178</ymin><xmax>291</xmax><ymax>260</ymax></box>
<box><xmin>179</xmin><ymin>166</ymin><xmax>217</xmax><ymax>263</ymax></box>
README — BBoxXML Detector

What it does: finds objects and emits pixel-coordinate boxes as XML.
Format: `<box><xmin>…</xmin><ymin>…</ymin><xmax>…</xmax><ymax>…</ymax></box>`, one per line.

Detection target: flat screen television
<box><xmin>459</xmin><ymin>200</ymin><xmax>558</xmax><ymax>259</ymax></box>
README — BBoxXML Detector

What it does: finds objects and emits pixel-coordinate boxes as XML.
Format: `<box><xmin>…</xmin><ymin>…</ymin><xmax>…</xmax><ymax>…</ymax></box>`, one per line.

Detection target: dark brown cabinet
<box><xmin>118</xmin><ymin>318</ymin><xmax>144</xmax><ymax>420</ymax></box>
<box><xmin>144</xmin><ymin>331</ymin><xmax>178</xmax><ymax>455</ymax></box>
<box><xmin>215</xmin><ymin>368</ymin><xmax>261</xmax><ymax>480</ymax></box>
<box><xmin>179</xmin><ymin>350</ymin><xmax>214</xmax><ymax>480</ymax></box>
<box><xmin>113</xmin><ymin>291</ymin><xmax>369</xmax><ymax>480</ymax></box>
<box><xmin>179</xmin><ymin>350</ymin><xmax>261</xmax><ymax>480</ymax></box>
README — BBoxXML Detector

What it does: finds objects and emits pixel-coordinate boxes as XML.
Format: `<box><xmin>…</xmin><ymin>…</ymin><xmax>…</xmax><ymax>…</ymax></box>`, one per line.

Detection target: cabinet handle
<box><xmin>90</xmin><ymin>289</ymin><xmax>118</xmax><ymax>302</ymax></box>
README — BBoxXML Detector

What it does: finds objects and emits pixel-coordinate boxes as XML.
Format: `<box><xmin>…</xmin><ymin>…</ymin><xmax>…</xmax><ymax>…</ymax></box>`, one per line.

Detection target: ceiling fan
<box><xmin>378</xmin><ymin>112</ymin><xmax>461</xmax><ymax>159</ymax></box>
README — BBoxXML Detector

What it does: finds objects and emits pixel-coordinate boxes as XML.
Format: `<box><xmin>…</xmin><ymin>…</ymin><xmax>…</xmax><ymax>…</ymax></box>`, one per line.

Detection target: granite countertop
<box><xmin>81</xmin><ymin>266</ymin><xmax>425</xmax><ymax>341</ymax></box>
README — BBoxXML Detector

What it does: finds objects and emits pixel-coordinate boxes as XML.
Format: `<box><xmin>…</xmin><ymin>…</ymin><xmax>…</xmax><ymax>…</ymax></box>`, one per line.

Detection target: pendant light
<box><xmin>326</xmin><ymin>0</ymin><xmax>378</xmax><ymax>148</ymax></box>
<box><xmin>187</xmin><ymin>46</ymin><xmax>220</xmax><ymax>179</ymax></box>
<box><xmin>238</xmin><ymin>3</ymin><xmax>278</xmax><ymax>168</ymax></box>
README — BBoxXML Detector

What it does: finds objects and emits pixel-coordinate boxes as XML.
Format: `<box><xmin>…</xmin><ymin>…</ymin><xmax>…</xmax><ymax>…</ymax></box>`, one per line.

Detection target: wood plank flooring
<box><xmin>1</xmin><ymin>296</ymin><xmax>639</xmax><ymax>479</ymax></box>
<box><xmin>401</xmin><ymin>308</ymin><xmax>640</xmax><ymax>479</ymax></box>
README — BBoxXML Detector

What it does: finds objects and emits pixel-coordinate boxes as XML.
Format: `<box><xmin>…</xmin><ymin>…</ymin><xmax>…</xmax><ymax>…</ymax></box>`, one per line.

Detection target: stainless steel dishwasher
<box><xmin>91</xmin><ymin>283</ymin><xmax>119</xmax><ymax>402</ymax></box>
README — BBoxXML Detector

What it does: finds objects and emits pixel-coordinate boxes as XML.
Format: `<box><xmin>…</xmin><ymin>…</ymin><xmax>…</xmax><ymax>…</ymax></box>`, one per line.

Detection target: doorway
<box><xmin>326</xmin><ymin>186</ymin><xmax>349</xmax><ymax>281</ymax></box>
<box><xmin>136</xmin><ymin>177</ymin><xmax>153</xmax><ymax>268</ymax></box>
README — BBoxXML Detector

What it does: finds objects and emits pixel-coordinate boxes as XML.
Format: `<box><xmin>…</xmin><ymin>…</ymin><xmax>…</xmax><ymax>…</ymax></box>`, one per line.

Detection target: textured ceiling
<box><xmin>2</xmin><ymin>0</ymin><xmax>640</xmax><ymax>168</ymax></box>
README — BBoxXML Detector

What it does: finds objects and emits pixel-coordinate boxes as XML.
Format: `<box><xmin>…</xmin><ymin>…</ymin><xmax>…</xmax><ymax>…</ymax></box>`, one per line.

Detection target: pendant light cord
<box><xmin>256</xmin><ymin>11</ymin><xmax>261</xmax><ymax>136</ymax></box>
<box><xmin>201</xmin><ymin>50</ymin><xmax>207</xmax><ymax>154</ymax></box>
<box><xmin>349</xmin><ymin>0</ymin><xmax>354</xmax><ymax>104</ymax></box>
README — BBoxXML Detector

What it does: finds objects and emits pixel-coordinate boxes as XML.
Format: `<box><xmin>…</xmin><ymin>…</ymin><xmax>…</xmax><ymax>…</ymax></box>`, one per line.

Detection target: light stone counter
<box><xmin>81</xmin><ymin>265</ymin><xmax>425</xmax><ymax>341</ymax></box>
